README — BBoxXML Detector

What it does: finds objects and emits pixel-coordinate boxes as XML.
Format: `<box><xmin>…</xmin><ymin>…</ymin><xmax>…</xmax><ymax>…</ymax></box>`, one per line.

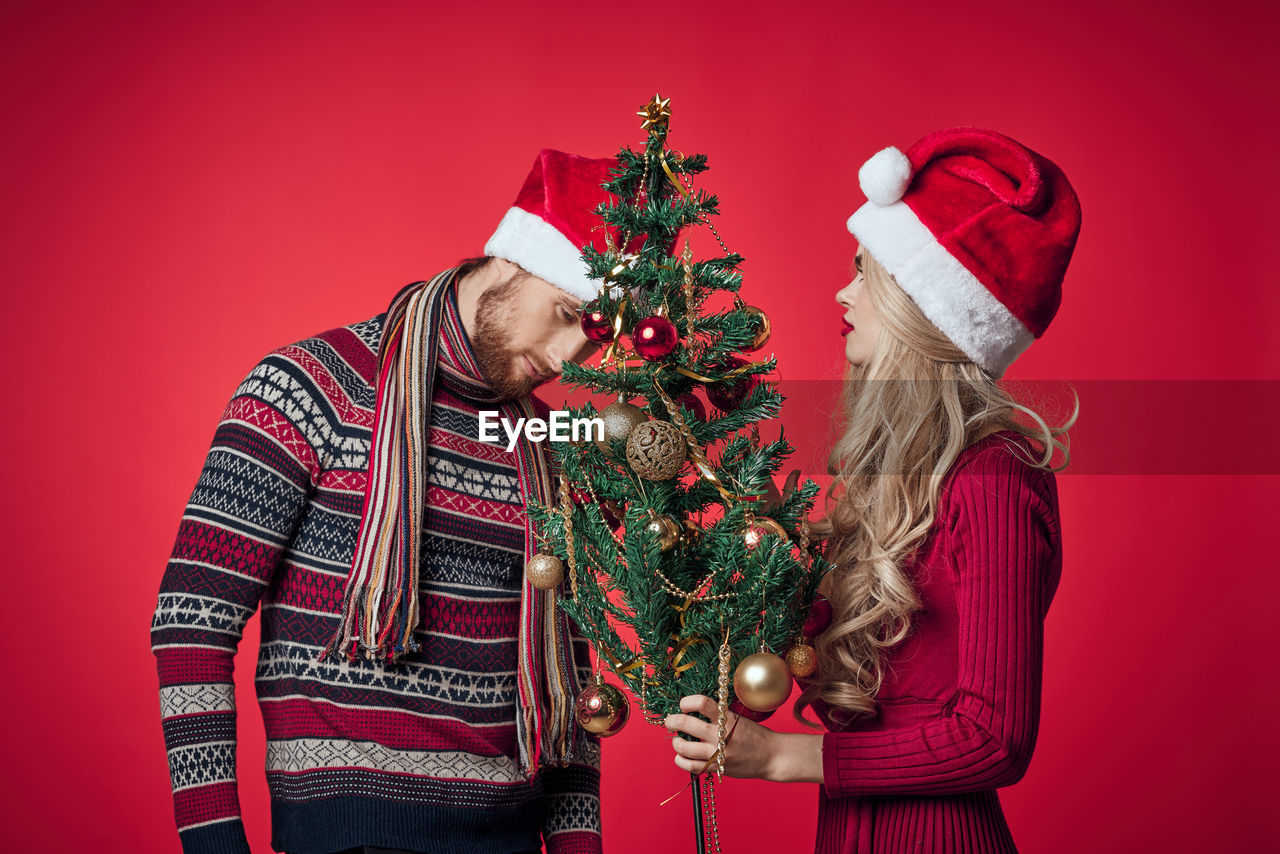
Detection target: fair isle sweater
<box><xmin>151</xmin><ymin>284</ymin><xmax>601</xmax><ymax>854</ymax></box>
<box><xmin>814</xmin><ymin>431</ymin><xmax>1062</xmax><ymax>853</ymax></box>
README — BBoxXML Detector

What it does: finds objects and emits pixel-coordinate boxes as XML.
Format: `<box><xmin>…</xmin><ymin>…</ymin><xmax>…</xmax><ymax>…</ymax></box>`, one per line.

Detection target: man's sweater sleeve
<box><xmin>151</xmin><ymin>348</ymin><xmax>327</xmax><ymax>854</ymax></box>
<box><xmin>542</xmin><ymin>632</ymin><xmax>604</xmax><ymax>854</ymax></box>
<box><xmin>821</xmin><ymin>447</ymin><xmax>1061</xmax><ymax>797</ymax></box>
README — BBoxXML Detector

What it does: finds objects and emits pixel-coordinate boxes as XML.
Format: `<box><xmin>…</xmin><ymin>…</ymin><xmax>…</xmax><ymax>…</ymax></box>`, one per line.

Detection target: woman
<box><xmin>666</xmin><ymin>127</ymin><xmax>1082</xmax><ymax>852</ymax></box>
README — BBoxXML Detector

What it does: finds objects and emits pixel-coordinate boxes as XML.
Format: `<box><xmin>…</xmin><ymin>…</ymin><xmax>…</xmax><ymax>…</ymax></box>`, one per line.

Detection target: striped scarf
<box><xmin>321</xmin><ymin>267</ymin><xmax>584</xmax><ymax>774</ymax></box>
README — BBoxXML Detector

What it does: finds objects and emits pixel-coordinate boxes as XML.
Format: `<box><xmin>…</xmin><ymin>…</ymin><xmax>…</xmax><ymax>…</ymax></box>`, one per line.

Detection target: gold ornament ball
<box><xmin>785</xmin><ymin>643</ymin><xmax>818</xmax><ymax>678</ymax></box>
<box><xmin>597</xmin><ymin>402</ymin><xmax>648</xmax><ymax>452</ymax></box>
<box><xmin>625</xmin><ymin>421</ymin><xmax>687</xmax><ymax>480</ymax></box>
<box><xmin>645</xmin><ymin>514</ymin><xmax>682</xmax><ymax>551</ymax></box>
<box><xmin>575</xmin><ymin>682</ymin><xmax>630</xmax><ymax>737</ymax></box>
<box><xmin>525</xmin><ymin>553</ymin><xmax>565</xmax><ymax>590</ymax></box>
<box><xmin>742</xmin><ymin>305</ymin><xmax>772</xmax><ymax>351</ymax></box>
<box><xmin>733</xmin><ymin>652</ymin><xmax>792</xmax><ymax>712</ymax></box>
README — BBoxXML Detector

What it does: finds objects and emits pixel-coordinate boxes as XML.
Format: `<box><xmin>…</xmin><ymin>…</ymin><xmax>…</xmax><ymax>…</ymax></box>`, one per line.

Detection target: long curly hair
<box><xmin>794</xmin><ymin>249</ymin><xmax>1075</xmax><ymax>726</ymax></box>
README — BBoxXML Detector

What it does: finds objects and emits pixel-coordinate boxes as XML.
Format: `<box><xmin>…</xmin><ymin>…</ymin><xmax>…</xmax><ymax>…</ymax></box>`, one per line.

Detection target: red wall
<box><xmin>3</xmin><ymin>1</ymin><xmax>1277</xmax><ymax>851</ymax></box>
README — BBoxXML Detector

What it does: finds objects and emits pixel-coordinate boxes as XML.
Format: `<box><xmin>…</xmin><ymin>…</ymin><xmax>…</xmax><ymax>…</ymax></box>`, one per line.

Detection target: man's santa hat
<box><xmin>847</xmin><ymin>127</ymin><xmax>1082</xmax><ymax>376</ymax></box>
<box><xmin>485</xmin><ymin>149</ymin><xmax>644</xmax><ymax>303</ymax></box>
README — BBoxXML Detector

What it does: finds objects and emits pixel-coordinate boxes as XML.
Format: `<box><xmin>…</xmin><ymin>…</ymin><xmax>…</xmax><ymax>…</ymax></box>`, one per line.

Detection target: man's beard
<box><xmin>472</xmin><ymin>274</ymin><xmax>539</xmax><ymax>402</ymax></box>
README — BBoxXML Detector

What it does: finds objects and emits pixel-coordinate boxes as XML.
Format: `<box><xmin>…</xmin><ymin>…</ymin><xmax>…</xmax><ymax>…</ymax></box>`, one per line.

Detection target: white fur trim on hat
<box><xmin>483</xmin><ymin>206</ymin><xmax>597</xmax><ymax>303</ymax></box>
<box><xmin>847</xmin><ymin>200</ymin><xmax>1034</xmax><ymax>376</ymax></box>
<box><xmin>858</xmin><ymin>147</ymin><xmax>913</xmax><ymax>205</ymax></box>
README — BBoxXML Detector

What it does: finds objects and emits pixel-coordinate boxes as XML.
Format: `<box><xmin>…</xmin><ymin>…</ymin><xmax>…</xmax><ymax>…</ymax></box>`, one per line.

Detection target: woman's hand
<box><xmin>665</xmin><ymin>695</ymin><xmax>826</xmax><ymax>783</ymax></box>
<box><xmin>762</xmin><ymin>469</ymin><xmax>801</xmax><ymax>513</ymax></box>
<box><xmin>665</xmin><ymin>695</ymin><xmax>775</xmax><ymax>779</ymax></box>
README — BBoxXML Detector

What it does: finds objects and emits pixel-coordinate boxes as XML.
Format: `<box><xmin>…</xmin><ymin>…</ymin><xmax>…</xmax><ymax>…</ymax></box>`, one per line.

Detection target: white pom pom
<box><xmin>858</xmin><ymin>146</ymin><xmax>912</xmax><ymax>205</ymax></box>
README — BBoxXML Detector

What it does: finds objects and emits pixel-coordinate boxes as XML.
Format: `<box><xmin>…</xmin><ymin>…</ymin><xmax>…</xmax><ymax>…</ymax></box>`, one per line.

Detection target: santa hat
<box><xmin>484</xmin><ymin>149</ymin><xmax>643</xmax><ymax>303</ymax></box>
<box><xmin>847</xmin><ymin>127</ymin><xmax>1081</xmax><ymax>376</ymax></box>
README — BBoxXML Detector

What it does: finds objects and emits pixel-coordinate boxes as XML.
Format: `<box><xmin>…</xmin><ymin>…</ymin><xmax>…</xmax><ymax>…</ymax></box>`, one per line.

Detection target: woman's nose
<box><xmin>836</xmin><ymin>282</ymin><xmax>855</xmax><ymax>308</ymax></box>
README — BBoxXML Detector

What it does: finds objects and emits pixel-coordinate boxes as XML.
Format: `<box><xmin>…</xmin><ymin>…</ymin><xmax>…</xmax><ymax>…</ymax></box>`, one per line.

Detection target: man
<box><xmin>152</xmin><ymin>150</ymin><xmax>636</xmax><ymax>854</ymax></box>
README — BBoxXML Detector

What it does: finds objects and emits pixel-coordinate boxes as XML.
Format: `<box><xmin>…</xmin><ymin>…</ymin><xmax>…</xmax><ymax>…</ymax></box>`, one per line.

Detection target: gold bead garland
<box><xmin>681</xmin><ymin>240</ymin><xmax>697</xmax><ymax>309</ymax></box>
<box><xmin>660</xmin><ymin>149</ymin><xmax>733</xmax><ymax>260</ymax></box>
<box><xmin>702</xmin><ymin>773</ymin><xmax>723</xmax><ymax>854</ymax></box>
<box><xmin>653</xmin><ymin>564</ymin><xmax>734</xmax><ymax>603</ymax></box>
<box><xmin>716</xmin><ymin>631</ymin><xmax>731</xmax><ymax>779</ymax></box>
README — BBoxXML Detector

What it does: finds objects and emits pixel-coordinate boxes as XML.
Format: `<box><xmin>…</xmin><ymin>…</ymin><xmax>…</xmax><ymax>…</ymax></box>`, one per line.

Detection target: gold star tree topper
<box><xmin>638</xmin><ymin>94</ymin><xmax>672</xmax><ymax>131</ymax></box>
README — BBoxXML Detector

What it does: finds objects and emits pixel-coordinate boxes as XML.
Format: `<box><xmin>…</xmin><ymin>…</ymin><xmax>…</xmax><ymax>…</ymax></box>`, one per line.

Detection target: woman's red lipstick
<box><xmin>840</xmin><ymin>320</ymin><xmax>855</xmax><ymax>337</ymax></box>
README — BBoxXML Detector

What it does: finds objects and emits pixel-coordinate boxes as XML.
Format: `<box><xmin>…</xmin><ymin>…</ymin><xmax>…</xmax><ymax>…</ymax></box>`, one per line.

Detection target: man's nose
<box><xmin>546</xmin><ymin>338</ymin><xmax>570</xmax><ymax>375</ymax></box>
<box><xmin>551</xmin><ymin>327</ymin><xmax>600</xmax><ymax>373</ymax></box>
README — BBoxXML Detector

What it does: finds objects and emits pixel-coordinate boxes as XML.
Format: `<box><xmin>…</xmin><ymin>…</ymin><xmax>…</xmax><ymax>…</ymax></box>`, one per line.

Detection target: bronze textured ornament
<box><xmin>625</xmin><ymin>420</ymin><xmax>687</xmax><ymax>480</ymax></box>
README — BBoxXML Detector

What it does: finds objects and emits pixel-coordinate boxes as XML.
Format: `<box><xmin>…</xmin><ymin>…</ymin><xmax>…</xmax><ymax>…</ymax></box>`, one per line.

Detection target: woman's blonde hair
<box><xmin>795</xmin><ymin>250</ymin><xmax>1075</xmax><ymax>725</ymax></box>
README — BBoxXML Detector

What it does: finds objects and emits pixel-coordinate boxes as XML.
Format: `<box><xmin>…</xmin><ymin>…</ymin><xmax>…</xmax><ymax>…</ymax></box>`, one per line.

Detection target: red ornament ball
<box><xmin>706</xmin><ymin>357</ymin><xmax>759</xmax><ymax>411</ymax></box>
<box><xmin>581</xmin><ymin>305</ymin><xmax>615</xmax><ymax>344</ymax></box>
<box><xmin>803</xmin><ymin>594</ymin><xmax>833</xmax><ymax>637</ymax></box>
<box><xmin>632</xmin><ymin>315</ymin><xmax>679</xmax><ymax>361</ymax></box>
<box><xmin>674</xmin><ymin>392</ymin><xmax>706</xmax><ymax>423</ymax></box>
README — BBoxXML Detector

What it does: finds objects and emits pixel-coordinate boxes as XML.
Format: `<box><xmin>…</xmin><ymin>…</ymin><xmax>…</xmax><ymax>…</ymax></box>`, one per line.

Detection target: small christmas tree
<box><xmin>528</xmin><ymin>95</ymin><xmax>829</xmax><ymax>846</ymax></box>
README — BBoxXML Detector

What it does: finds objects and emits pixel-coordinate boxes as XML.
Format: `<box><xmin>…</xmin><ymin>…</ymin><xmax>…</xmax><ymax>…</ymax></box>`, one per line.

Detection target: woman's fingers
<box><xmin>671</xmin><ymin>736</ymin><xmax>716</xmax><ymax>761</ymax></box>
<box><xmin>763</xmin><ymin>469</ymin><xmax>802</xmax><ymax>513</ymax></box>
<box><xmin>664</xmin><ymin>712</ymin><xmax>717</xmax><ymax>742</ymax></box>
<box><xmin>783</xmin><ymin>468</ymin><xmax>801</xmax><ymax>499</ymax></box>
<box><xmin>666</xmin><ymin>693</ymin><xmax>780</xmax><ymax>780</ymax></box>
<box><xmin>664</xmin><ymin>695</ymin><xmax>723</xmax><ymax>743</ymax></box>
<box><xmin>679</xmin><ymin>694</ymin><xmax>718</xmax><ymax>716</ymax></box>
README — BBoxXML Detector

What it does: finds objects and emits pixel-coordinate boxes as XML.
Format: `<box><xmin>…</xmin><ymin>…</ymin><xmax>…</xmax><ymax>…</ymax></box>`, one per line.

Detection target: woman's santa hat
<box><xmin>485</xmin><ymin>149</ymin><xmax>644</xmax><ymax>303</ymax></box>
<box><xmin>847</xmin><ymin>127</ymin><xmax>1082</xmax><ymax>376</ymax></box>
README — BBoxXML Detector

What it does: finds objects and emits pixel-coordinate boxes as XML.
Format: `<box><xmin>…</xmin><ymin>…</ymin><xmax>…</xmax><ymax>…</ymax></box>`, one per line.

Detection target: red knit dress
<box><xmin>813</xmin><ymin>431</ymin><xmax>1062</xmax><ymax>853</ymax></box>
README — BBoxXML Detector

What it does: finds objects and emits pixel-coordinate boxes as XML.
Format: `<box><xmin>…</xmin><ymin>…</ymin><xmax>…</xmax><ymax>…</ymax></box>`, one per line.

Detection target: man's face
<box><xmin>472</xmin><ymin>270</ymin><xmax>600</xmax><ymax>401</ymax></box>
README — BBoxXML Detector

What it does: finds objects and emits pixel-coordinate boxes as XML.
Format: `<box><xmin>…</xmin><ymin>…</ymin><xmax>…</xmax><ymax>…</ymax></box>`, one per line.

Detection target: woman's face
<box><xmin>836</xmin><ymin>248</ymin><xmax>882</xmax><ymax>368</ymax></box>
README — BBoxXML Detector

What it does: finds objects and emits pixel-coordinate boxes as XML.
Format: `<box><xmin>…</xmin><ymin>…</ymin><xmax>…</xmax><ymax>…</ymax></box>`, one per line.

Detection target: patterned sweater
<box><xmin>152</xmin><ymin>284</ymin><xmax>601</xmax><ymax>854</ymax></box>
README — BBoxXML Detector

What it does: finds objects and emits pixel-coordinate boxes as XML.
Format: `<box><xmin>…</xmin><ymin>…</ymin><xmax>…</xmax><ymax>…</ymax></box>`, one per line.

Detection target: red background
<box><xmin>3</xmin><ymin>1</ymin><xmax>1278</xmax><ymax>851</ymax></box>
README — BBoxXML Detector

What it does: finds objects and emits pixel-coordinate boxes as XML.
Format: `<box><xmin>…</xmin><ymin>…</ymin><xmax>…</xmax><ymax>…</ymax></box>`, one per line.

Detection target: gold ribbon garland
<box><xmin>673</xmin><ymin>360</ymin><xmax>767</xmax><ymax>385</ymax></box>
<box><xmin>659</xmin><ymin>150</ymin><xmax>694</xmax><ymax>202</ymax></box>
